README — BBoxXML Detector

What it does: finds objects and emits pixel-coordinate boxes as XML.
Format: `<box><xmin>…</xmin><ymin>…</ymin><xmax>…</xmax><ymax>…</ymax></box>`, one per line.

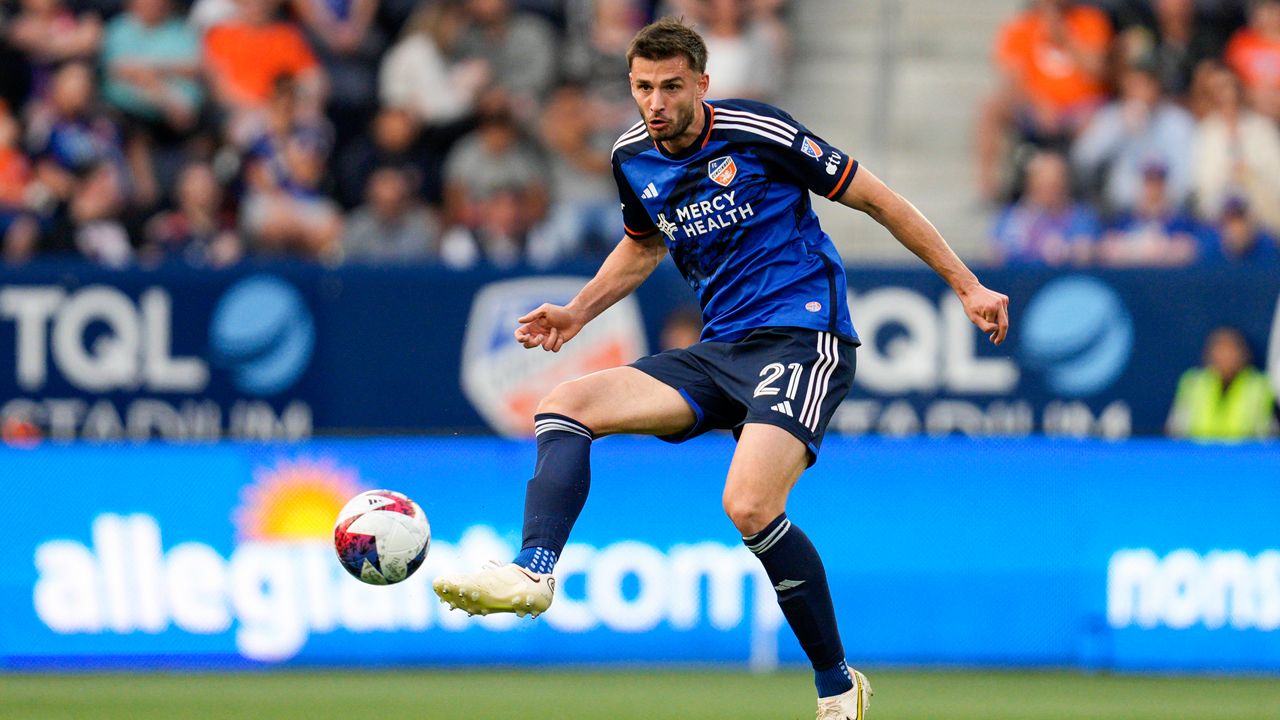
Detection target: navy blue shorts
<box><xmin>630</xmin><ymin>327</ymin><xmax>857</xmax><ymax>465</ymax></box>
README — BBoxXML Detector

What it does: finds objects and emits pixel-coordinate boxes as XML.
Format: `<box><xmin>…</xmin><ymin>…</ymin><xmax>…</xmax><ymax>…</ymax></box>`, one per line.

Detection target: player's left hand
<box><xmin>958</xmin><ymin>283</ymin><xmax>1010</xmax><ymax>345</ymax></box>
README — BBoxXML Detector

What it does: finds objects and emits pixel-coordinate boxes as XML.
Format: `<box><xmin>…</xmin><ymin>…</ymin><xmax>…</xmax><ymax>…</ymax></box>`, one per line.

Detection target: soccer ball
<box><xmin>334</xmin><ymin>489</ymin><xmax>430</xmax><ymax>585</ymax></box>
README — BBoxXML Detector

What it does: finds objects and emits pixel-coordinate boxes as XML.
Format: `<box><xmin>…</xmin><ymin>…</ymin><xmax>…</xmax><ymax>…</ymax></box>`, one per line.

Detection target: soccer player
<box><xmin>434</xmin><ymin>17</ymin><xmax>1009</xmax><ymax>720</ymax></box>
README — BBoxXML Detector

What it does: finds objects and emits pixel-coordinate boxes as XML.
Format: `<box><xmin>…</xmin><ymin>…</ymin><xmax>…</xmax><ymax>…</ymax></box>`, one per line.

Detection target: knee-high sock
<box><xmin>515</xmin><ymin>413</ymin><xmax>593</xmax><ymax>574</ymax></box>
<box><xmin>744</xmin><ymin>513</ymin><xmax>853</xmax><ymax>697</ymax></box>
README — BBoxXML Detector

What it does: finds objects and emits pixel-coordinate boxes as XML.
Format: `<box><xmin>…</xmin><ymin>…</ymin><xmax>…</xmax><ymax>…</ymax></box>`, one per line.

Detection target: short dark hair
<box><xmin>627</xmin><ymin>16</ymin><xmax>707</xmax><ymax>73</ymax></box>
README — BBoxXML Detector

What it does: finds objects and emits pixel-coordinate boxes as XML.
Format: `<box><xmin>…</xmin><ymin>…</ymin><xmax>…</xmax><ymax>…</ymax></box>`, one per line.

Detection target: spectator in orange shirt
<box><xmin>204</xmin><ymin>0</ymin><xmax>327</xmax><ymax>146</ymax></box>
<box><xmin>977</xmin><ymin>0</ymin><xmax>1113</xmax><ymax>202</ymax></box>
<box><xmin>0</xmin><ymin>108</ymin><xmax>37</xmax><ymax>265</ymax></box>
<box><xmin>1225</xmin><ymin>0</ymin><xmax>1280</xmax><ymax>121</ymax></box>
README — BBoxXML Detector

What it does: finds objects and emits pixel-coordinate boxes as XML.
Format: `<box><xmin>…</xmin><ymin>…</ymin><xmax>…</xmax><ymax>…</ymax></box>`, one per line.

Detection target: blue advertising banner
<box><xmin>1</xmin><ymin>437</ymin><xmax>1277</xmax><ymax>671</ymax></box>
<box><xmin>0</xmin><ymin>262</ymin><xmax>1277</xmax><ymax>439</ymax></box>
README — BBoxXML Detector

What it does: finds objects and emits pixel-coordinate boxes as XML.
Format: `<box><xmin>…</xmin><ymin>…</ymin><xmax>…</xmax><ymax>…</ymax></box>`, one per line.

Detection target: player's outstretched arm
<box><xmin>515</xmin><ymin>232</ymin><xmax>668</xmax><ymax>352</ymax></box>
<box><xmin>837</xmin><ymin>166</ymin><xmax>1010</xmax><ymax>345</ymax></box>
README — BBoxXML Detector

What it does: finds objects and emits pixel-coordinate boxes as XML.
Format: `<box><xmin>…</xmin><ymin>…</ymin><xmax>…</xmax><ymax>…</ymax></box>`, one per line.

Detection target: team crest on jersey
<box><xmin>707</xmin><ymin>156</ymin><xmax>737</xmax><ymax>187</ymax></box>
<box><xmin>801</xmin><ymin>137</ymin><xmax>823</xmax><ymax>159</ymax></box>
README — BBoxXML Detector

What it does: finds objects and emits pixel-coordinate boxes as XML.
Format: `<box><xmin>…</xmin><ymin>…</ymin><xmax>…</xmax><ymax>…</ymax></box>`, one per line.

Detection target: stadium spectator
<box><xmin>2</xmin><ymin>215</ymin><xmax>41</xmax><ymax>265</ymax></box>
<box><xmin>27</xmin><ymin>62</ymin><xmax>127</xmax><ymax>207</ymax></box>
<box><xmin>1095</xmin><ymin>161</ymin><xmax>1200</xmax><ymax>266</ymax></box>
<box><xmin>679</xmin><ymin>0</ymin><xmax>788</xmax><ymax>101</ymax></box>
<box><xmin>1225</xmin><ymin>0</ymin><xmax>1280</xmax><ymax>121</ymax></box>
<box><xmin>334</xmin><ymin>106</ymin><xmax>443</xmax><ymax>208</ymax></box>
<box><xmin>1071</xmin><ymin>61</ymin><xmax>1196</xmax><ymax>215</ymax></box>
<box><xmin>4</xmin><ymin>0</ymin><xmax>102</xmax><ymax>102</ymax></box>
<box><xmin>0</xmin><ymin>107</ymin><xmax>39</xmax><ymax>265</ymax></box>
<box><xmin>442</xmin><ymin>105</ymin><xmax>547</xmax><ymax>232</ymax></box>
<box><xmin>379</xmin><ymin>0</ymin><xmax>489</xmax><ymax>128</ymax></box>
<box><xmin>563</xmin><ymin>0</ymin><xmax>647</xmax><ymax>113</ymax></box>
<box><xmin>1168</xmin><ymin>326</ymin><xmax>1278</xmax><ymax>440</ymax></box>
<box><xmin>101</xmin><ymin>0</ymin><xmax>202</xmax><ymax>132</ymax></box>
<box><xmin>187</xmin><ymin>0</ymin><xmax>237</xmax><ymax>32</ymax></box>
<box><xmin>977</xmin><ymin>0</ymin><xmax>1112</xmax><ymax>202</ymax></box>
<box><xmin>1113</xmin><ymin>0</ymin><xmax>1231</xmax><ymax>99</ymax></box>
<box><xmin>101</xmin><ymin>0</ymin><xmax>204</xmax><ymax>206</ymax></box>
<box><xmin>0</xmin><ymin>108</ymin><xmax>32</xmax><ymax>224</ymax></box>
<box><xmin>239</xmin><ymin>77</ymin><xmax>342</xmax><ymax>260</ymax></box>
<box><xmin>537</xmin><ymin>83</ymin><xmax>624</xmax><ymax>257</ymax></box>
<box><xmin>453</xmin><ymin>0</ymin><xmax>557</xmax><ymax>119</ymax></box>
<box><xmin>439</xmin><ymin>183</ymin><xmax>555</xmax><ymax>268</ymax></box>
<box><xmin>204</xmin><ymin>0</ymin><xmax>326</xmax><ymax>146</ymax></box>
<box><xmin>289</xmin><ymin>0</ymin><xmax>384</xmax><ymax>143</ymax></box>
<box><xmin>1199</xmin><ymin>196</ymin><xmax>1280</xmax><ymax>265</ymax></box>
<box><xmin>342</xmin><ymin>165</ymin><xmax>440</xmax><ymax>262</ymax></box>
<box><xmin>1192</xmin><ymin>61</ymin><xmax>1280</xmax><ymax>234</ymax></box>
<box><xmin>991</xmin><ymin>150</ymin><xmax>1097</xmax><ymax>266</ymax></box>
<box><xmin>140</xmin><ymin>162</ymin><xmax>243</xmax><ymax>267</ymax></box>
<box><xmin>42</xmin><ymin>161</ymin><xmax>133</xmax><ymax>266</ymax></box>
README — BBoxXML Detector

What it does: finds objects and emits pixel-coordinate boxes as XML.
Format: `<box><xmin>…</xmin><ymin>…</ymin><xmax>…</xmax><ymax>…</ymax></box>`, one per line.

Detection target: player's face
<box><xmin>629</xmin><ymin>56</ymin><xmax>708</xmax><ymax>148</ymax></box>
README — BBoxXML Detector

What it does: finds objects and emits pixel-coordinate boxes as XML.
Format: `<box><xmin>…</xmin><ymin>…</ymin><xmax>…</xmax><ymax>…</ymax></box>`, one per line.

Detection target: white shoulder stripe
<box><xmin>716</xmin><ymin>114</ymin><xmax>798</xmax><ymax>143</ymax></box>
<box><xmin>618</xmin><ymin>119</ymin><xmax>644</xmax><ymax>137</ymax></box>
<box><xmin>611</xmin><ymin>122</ymin><xmax>648</xmax><ymax>155</ymax></box>
<box><xmin>716</xmin><ymin>122</ymin><xmax>792</xmax><ymax>146</ymax></box>
<box><xmin>715</xmin><ymin>107</ymin><xmax>798</xmax><ymax>136</ymax></box>
<box><xmin>612</xmin><ymin>125</ymin><xmax>647</xmax><ymax>146</ymax></box>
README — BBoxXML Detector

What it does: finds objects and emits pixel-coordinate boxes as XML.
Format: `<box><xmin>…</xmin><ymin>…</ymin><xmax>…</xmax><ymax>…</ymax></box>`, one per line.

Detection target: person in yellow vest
<box><xmin>1168</xmin><ymin>326</ymin><xmax>1278</xmax><ymax>440</ymax></box>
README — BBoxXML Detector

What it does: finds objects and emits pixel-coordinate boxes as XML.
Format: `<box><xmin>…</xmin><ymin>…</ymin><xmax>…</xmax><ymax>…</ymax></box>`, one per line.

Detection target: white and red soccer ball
<box><xmin>334</xmin><ymin>490</ymin><xmax>430</xmax><ymax>585</ymax></box>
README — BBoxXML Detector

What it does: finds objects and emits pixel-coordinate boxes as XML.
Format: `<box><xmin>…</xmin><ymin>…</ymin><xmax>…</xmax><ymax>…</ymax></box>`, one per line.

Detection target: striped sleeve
<box><xmin>612</xmin><ymin>153</ymin><xmax>657</xmax><ymax>239</ymax></box>
<box><xmin>718</xmin><ymin>102</ymin><xmax>858</xmax><ymax>201</ymax></box>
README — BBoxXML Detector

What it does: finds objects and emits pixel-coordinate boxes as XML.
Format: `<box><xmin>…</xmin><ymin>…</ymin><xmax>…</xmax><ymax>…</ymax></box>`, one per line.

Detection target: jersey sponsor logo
<box><xmin>805</xmin><ymin>301</ymin><xmax>822</xmax><ymax>313</ymax></box>
<box><xmin>801</xmin><ymin>137</ymin><xmax>823</xmax><ymax>160</ymax></box>
<box><xmin>707</xmin><ymin>156</ymin><xmax>738</xmax><ymax>187</ymax></box>
<box><xmin>656</xmin><ymin>212</ymin><xmax>679</xmax><ymax>241</ymax></box>
<box><xmin>461</xmin><ymin>278</ymin><xmax>648</xmax><ymax>436</ymax></box>
<box><xmin>668</xmin><ymin>191</ymin><xmax>755</xmax><ymax>240</ymax></box>
<box><xmin>825</xmin><ymin>151</ymin><xmax>843</xmax><ymax>176</ymax></box>
<box><xmin>641</xmin><ymin>182</ymin><xmax>658</xmax><ymax>200</ymax></box>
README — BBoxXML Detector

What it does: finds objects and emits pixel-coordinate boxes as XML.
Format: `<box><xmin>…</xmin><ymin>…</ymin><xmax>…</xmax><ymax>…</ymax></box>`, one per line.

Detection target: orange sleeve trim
<box><xmin>825</xmin><ymin>159</ymin><xmax>856</xmax><ymax>199</ymax></box>
<box><xmin>700</xmin><ymin>104</ymin><xmax>716</xmax><ymax>150</ymax></box>
<box><xmin>624</xmin><ymin>223</ymin><xmax>656</xmax><ymax>238</ymax></box>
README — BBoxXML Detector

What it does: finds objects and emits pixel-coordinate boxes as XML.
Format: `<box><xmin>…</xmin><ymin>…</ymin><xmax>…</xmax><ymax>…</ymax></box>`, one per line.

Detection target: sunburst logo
<box><xmin>234</xmin><ymin>458</ymin><xmax>366</xmax><ymax>541</ymax></box>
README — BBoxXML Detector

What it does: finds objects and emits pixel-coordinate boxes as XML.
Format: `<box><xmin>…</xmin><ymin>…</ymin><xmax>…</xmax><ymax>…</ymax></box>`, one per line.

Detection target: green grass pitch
<box><xmin>3</xmin><ymin>669</ymin><xmax>1278</xmax><ymax>719</ymax></box>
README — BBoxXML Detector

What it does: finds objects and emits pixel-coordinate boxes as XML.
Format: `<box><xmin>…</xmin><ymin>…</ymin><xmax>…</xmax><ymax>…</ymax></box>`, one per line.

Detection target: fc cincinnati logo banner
<box><xmin>460</xmin><ymin>277</ymin><xmax>649</xmax><ymax>436</ymax></box>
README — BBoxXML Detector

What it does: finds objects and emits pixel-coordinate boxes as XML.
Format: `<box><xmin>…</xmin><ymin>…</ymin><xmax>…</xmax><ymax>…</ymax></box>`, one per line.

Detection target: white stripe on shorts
<box><xmin>799</xmin><ymin>332</ymin><xmax>839</xmax><ymax>432</ymax></box>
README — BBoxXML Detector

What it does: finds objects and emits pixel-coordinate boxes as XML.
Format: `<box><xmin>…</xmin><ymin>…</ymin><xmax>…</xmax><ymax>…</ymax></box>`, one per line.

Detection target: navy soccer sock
<box><xmin>514</xmin><ymin>413</ymin><xmax>594</xmax><ymax>574</ymax></box>
<box><xmin>744</xmin><ymin>513</ymin><xmax>852</xmax><ymax>697</ymax></box>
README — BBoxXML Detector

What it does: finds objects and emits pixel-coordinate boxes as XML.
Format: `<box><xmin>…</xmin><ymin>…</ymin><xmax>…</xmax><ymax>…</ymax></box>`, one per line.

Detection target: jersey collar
<box><xmin>654</xmin><ymin>101</ymin><xmax>715</xmax><ymax>160</ymax></box>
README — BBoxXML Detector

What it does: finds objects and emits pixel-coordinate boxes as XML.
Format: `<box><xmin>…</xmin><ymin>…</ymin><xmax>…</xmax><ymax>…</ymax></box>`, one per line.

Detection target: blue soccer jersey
<box><xmin>612</xmin><ymin>98</ymin><xmax>860</xmax><ymax>344</ymax></box>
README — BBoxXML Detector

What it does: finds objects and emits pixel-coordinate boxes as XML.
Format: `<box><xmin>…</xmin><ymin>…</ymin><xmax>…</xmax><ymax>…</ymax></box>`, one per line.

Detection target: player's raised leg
<box><xmin>725</xmin><ymin>423</ymin><xmax>872</xmax><ymax>719</ymax></box>
<box><xmin>433</xmin><ymin>366</ymin><xmax>695</xmax><ymax>617</ymax></box>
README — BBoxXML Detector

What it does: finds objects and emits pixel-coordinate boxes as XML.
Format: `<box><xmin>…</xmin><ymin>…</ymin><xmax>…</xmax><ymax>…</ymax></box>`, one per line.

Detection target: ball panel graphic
<box><xmin>333</xmin><ymin>489</ymin><xmax>430</xmax><ymax>585</ymax></box>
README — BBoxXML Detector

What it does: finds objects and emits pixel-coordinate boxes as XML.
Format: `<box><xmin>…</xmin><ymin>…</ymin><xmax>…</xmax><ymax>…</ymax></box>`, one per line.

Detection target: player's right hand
<box><xmin>515</xmin><ymin>304</ymin><xmax>585</xmax><ymax>352</ymax></box>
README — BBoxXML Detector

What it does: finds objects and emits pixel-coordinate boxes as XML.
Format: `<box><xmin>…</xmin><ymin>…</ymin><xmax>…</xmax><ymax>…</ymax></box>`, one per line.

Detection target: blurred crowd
<box><xmin>0</xmin><ymin>0</ymin><xmax>790</xmax><ymax>268</ymax></box>
<box><xmin>981</xmin><ymin>0</ymin><xmax>1280</xmax><ymax>268</ymax></box>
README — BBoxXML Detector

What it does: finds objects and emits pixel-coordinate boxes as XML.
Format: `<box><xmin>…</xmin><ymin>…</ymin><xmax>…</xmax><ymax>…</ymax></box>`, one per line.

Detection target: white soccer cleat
<box><xmin>432</xmin><ymin>561</ymin><xmax>555</xmax><ymax>618</ymax></box>
<box><xmin>816</xmin><ymin>670</ymin><xmax>873</xmax><ymax>720</ymax></box>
